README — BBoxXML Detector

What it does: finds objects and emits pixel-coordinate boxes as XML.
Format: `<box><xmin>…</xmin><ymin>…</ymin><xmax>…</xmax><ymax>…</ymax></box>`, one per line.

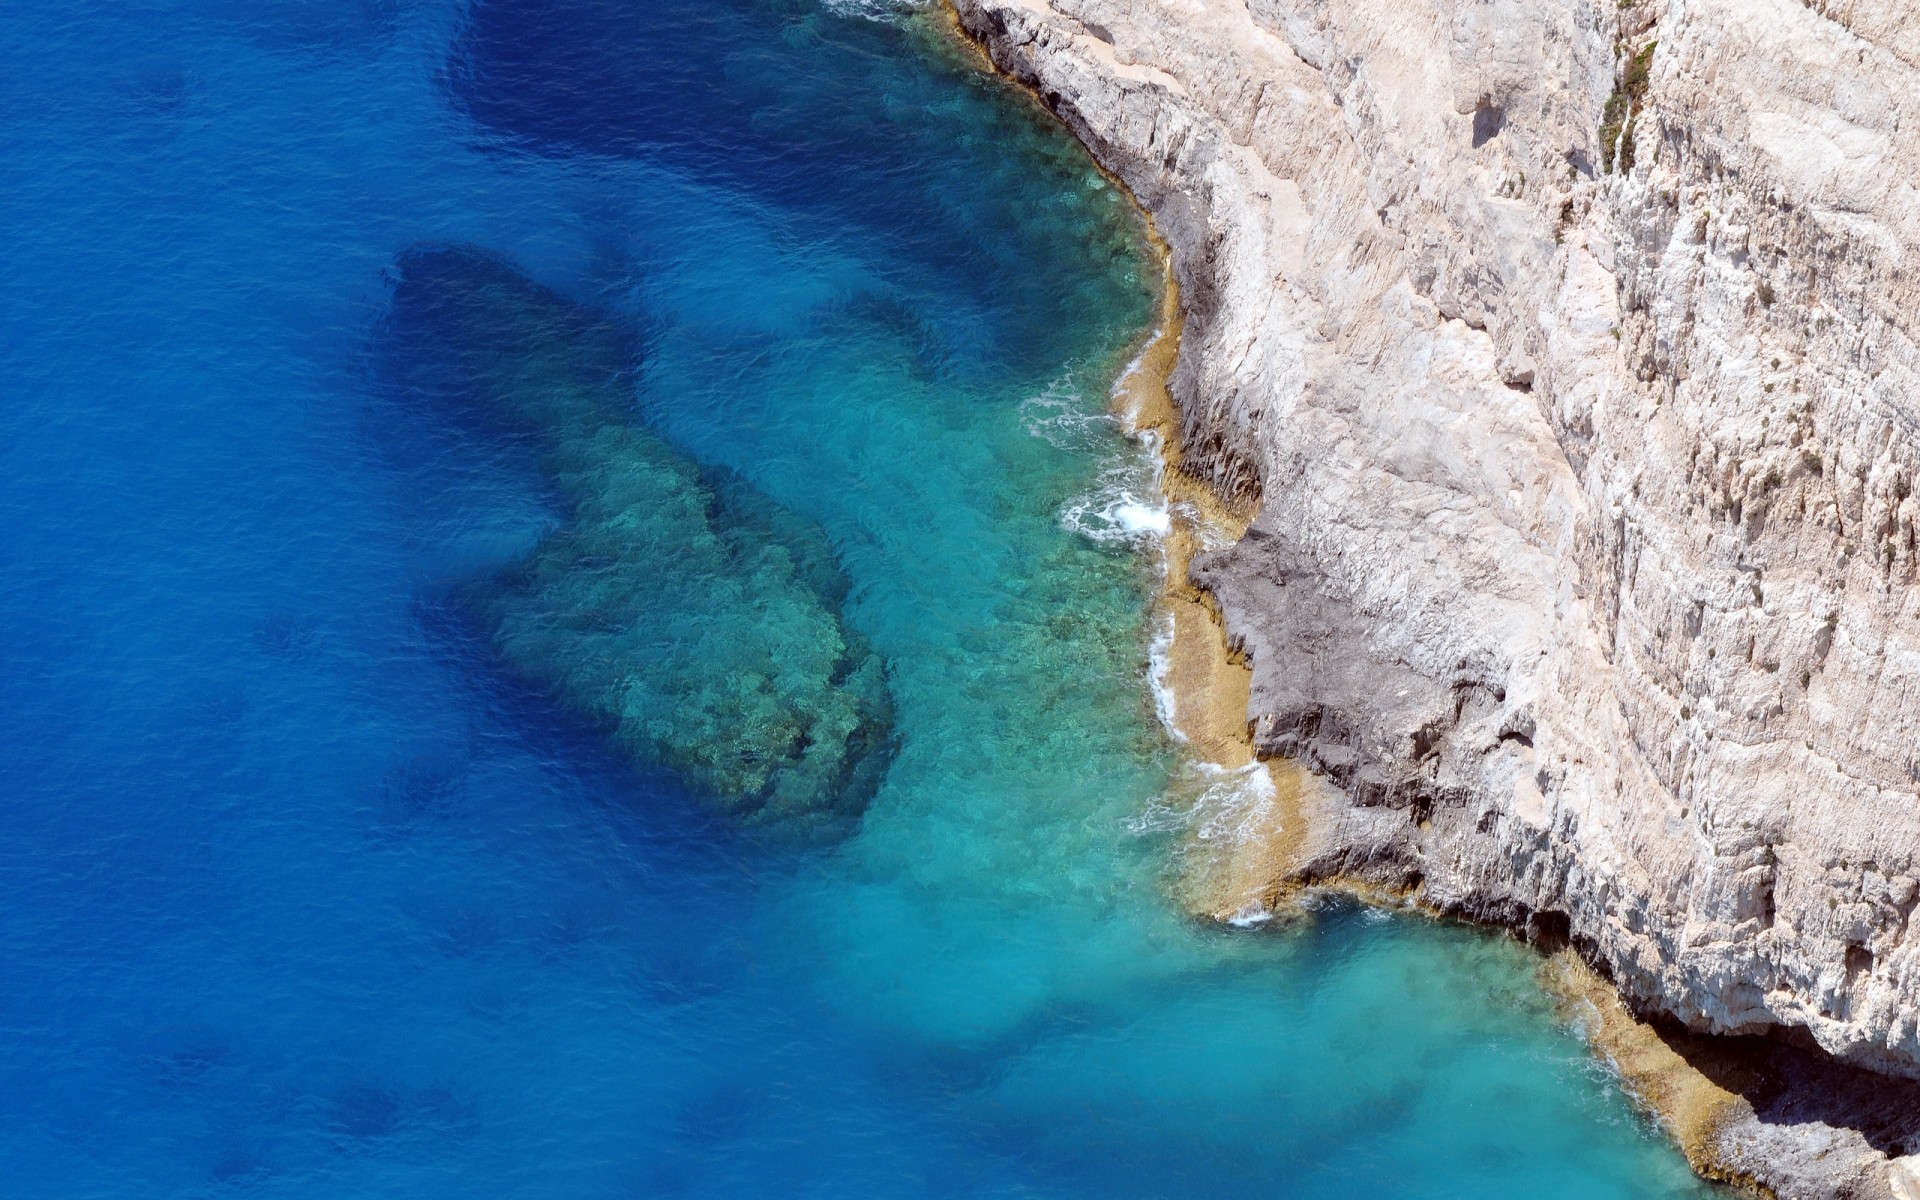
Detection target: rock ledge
<box><xmin>950</xmin><ymin>0</ymin><xmax>1920</xmax><ymax>1194</ymax></box>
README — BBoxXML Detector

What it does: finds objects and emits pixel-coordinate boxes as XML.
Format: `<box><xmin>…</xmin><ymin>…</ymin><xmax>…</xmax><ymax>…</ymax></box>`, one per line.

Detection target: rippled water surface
<box><xmin>2</xmin><ymin>1</ymin><xmax>1722</xmax><ymax>1196</ymax></box>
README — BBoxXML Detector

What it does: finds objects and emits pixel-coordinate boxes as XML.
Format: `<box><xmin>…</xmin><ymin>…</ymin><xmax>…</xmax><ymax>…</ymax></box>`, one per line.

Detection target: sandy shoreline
<box><xmin>1101</xmin><ymin>271</ymin><xmax>1325</xmax><ymax>927</ymax></box>
<box><xmin>1542</xmin><ymin>952</ymin><xmax>1759</xmax><ymax>1191</ymax></box>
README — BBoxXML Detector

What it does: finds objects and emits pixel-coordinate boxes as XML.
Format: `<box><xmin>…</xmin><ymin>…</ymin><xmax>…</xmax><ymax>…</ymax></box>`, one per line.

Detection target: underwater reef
<box><xmin>386</xmin><ymin>246</ymin><xmax>893</xmax><ymax>822</ymax></box>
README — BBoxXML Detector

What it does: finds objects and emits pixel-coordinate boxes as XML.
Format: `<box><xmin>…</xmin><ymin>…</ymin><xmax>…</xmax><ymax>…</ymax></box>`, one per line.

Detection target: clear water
<box><xmin>0</xmin><ymin>1</ymin><xmax>1722</xmax><ymax>1196</ymax></box>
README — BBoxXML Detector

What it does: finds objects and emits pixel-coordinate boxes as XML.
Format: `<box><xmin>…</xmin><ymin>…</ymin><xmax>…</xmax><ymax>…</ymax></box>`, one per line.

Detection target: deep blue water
<box><xmin>0</xmin><ymin>1</ymin><xmax>1723</xmax><ymax>1196</ymax></box>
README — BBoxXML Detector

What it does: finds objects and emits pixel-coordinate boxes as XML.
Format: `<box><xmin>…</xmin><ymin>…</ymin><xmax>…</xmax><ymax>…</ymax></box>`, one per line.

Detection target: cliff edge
<box><xmin>949</xmin><ymin>0</ymin><xmax>1920</xmax><ymax>1193</ymax></box>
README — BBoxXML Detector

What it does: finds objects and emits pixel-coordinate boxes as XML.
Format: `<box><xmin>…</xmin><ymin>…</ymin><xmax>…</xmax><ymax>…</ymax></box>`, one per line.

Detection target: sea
<box><xmin>0</xmin><ymin>0</ymin><xmax>1723</xmax><ymax>1196</ymax></box>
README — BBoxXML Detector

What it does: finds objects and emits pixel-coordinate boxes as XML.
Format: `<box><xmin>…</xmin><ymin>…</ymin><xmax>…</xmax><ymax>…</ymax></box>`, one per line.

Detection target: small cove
<box><xmin>0</xmin><ymin>0</ymin><xmax>1726</xmax><ymax>1195</ymax></box>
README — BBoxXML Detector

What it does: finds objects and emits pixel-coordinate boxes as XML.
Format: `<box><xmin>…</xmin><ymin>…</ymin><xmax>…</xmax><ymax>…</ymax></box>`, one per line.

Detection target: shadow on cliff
<box><xmin>373</xmin><ymin>243</ymin><xmax>896</xmax><ymax>832</ymax></box>
<box><xmin>1651</xmin><ymin>1020</ymin><xmax>1920</xmax><ymax>1161</ymax></box>
<box><xmin>1515</xmin><ymin>909</ymin><xmax>1920</xmax><ymax>1165</ymax></box>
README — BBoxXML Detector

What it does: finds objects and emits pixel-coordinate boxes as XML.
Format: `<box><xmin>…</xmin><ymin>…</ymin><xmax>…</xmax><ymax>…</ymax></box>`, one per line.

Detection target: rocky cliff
<box><xmin>948</xmin><ymin>0</ymin><xmax>1920</xmax><ymax>1193</ymax></box>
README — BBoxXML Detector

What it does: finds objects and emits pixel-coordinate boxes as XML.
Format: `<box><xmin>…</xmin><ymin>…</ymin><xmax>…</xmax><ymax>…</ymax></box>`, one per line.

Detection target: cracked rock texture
<box><xmin>950</xmin><ymin>0</ymin><xmax>1920</xmax><ymax>1193</ymax></box>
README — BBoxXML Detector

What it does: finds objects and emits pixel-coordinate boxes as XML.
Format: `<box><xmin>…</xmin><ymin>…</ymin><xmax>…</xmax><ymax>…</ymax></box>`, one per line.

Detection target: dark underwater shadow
<box><xmin>367</xmin><ymin>243</ymin><xmax>897</xmax><ymax>837</ymax></box>
<box><xmin>403</xmin><ymin>590</ymin><xmax>750</xmax><ymax>845</ymax></box>
<box><xmin>437</xmin><ymin>0</ymin><xmax>1155</xmax><ymax>382</ymax></box>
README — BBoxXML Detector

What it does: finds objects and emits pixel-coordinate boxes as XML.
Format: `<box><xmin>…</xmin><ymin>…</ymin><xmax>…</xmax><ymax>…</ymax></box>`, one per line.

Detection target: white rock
<box><xmin>1891</xmin><ymin>1156</ymin><xmax>1920</xmax><ymax>1200</ymax></box>
<box><xmin>952</xmin><ymin>0</ymin><xmax>1920</xmax><ymax>1192</ymax></box>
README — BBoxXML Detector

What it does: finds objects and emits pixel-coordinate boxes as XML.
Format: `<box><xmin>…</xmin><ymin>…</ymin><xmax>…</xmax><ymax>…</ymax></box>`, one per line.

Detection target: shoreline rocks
<box><xmin>948</xmin><ymin>0</ymin><xmax>1920</xmax><ymax>1193</ymax></box>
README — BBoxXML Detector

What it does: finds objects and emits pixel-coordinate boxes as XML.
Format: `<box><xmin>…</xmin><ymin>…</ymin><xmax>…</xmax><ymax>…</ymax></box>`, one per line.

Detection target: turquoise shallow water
<box><xmin>0</xmin><ymin>0</ymin><xmax>1725</xmax><ymax>1195</ymax></box>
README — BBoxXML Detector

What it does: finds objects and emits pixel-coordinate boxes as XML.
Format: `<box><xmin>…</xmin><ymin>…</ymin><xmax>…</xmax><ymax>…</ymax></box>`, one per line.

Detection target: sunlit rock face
<box><xmin>386</xmin><ymin>246</ymin><xmax>894</xmax><ymax>823</ymax></box>
<box><xmin>951</xmin><ymin>0</ymin><xmax>1920</xmax><ymax>1193</ymax></box>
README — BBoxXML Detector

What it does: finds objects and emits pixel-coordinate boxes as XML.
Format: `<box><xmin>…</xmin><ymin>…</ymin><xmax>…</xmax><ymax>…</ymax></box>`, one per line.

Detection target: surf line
<box><xmin>934</xmin><ymin>0</ymin><xmax>1322</xmax><ymax>926</ymax></box>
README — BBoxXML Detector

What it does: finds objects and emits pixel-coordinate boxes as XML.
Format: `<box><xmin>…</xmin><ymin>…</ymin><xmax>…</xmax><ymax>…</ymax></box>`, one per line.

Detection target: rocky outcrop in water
<box><xmin>387</xmin><ymin>247</ymin><xmax>893</xmax><ymax>823</ymax></box>
<box><xmin>950</xmin><ymin>0</ymin><xmax>1920</xmax><ymax>1192</ymax></box>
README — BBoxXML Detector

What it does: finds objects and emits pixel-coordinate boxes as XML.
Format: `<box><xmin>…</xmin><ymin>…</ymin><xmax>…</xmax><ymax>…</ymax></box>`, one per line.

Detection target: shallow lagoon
<box><xmin>0</xmin><ymin>0</ymin><xmax>1722</xmax><ymax>1195</ymax></box>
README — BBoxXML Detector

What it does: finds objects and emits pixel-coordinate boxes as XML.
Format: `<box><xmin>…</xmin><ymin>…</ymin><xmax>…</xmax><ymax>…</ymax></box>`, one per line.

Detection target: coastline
<box><xmin>939</xmin><ymin>0</ymin><xmax>1320</xmax><ymax>925</ymax></box>
<box><xmin>936</xmin><ymin>12</ymin><xmax>1920</xmax><ymax>1186</ymax></box>
<box><xmin>938</xmin><ymin>0</ymin><xmax>1309</xmax><ymax>922</ymax></box>
<box><xmin>1104</xmin><ymin>271</ymin><xmax>1325</xmax><ymax>926</ymax></box>
<box><xmin>1112</xmin><ymin>266</ymin><xmax>1802</xmax><ymax>1193</ymax></box>
<box><xmin>1110</xmin><ymin>222</ymin><xmax>1771</xmax><ymax>1192</ymax></box>
<box><xmin>1116</xmin><ymin>227</ymin><xmax>1793</xmax><ymax>1191</ymax></box>
<box><xmin>1543</xmin><ymin>952</ymin><xmax>1755</xmax><ymax>1191</ymax></box>
<box><xmin>931</xmin><ymin>4</ymin><xmax>1917</xmax><ymax>1196</ymax></box>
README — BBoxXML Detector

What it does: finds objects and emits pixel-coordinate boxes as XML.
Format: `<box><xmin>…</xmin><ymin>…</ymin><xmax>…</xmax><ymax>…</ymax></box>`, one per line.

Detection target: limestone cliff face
<box><xmin>951</xmin><ymin>0</ymin><xmax>1920</xmax><ymax>1191</ymax></box>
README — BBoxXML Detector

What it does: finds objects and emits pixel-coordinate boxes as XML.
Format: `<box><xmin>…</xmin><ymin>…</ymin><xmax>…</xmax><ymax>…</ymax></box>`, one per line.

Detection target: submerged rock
<box><xmin>386</xmin><ymin>246</ymin><xmax>893</xmax><ymax>822</ymax></box>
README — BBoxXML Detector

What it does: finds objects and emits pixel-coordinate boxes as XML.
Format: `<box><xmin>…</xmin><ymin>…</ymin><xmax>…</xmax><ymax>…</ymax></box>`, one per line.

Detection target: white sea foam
<box><xmin>1147</xmin><ymin>610</ymin><xmax>1179</xmax><ymax>740</ymax></box>
<box><xmin>1041</xmin><ymin>338</ymin><xmax>1275</xmax><ymax>872</ymax></box>
<box><xmin>1187</xmin><ymin>761</ymin><xmax>1278</xmax><ymax>847</ymax></box>
<box><xmin>1021</xmin><ymin>382</ymin><xmax>1118</xmax><ymax>452</ymax></box>
<box><xmin>819</xmin><ymin>0</ymin><xmax>925</xmax><ymax>23</ymax></box>
<box><xmin>1054</xmin><ymin>388</ymin><xmax>1172</xmax><ymax>548</ymax></box>
<box><xmin>1125</xmin><ymin>759</ymin><xmax>1289</xmax><ymax>928</ymax></box>
<box><xmin>1226</xmin><ymin>902</ymin><xmax>1274</xmax><ymax>928</ymax></box>
<box><xmin>1025</xmin><ymin>356</ymin><xmax>1181</xmax><ymax>553</ymax></box>
<box><xmin>1107</xmin><ymin>326</ymin><xmax>1166</xmax><ymax>415</ymax></box>
<box><xmin>1114</xmin><ymin>498</ymin><xmax>1172</xmax><ymax>536</ymax></box>
<box><xmin>1123</xmin><ymin>759</ymin><xmax>1275</xmax><ymax>842</ymax></box>
<box><xmin>1056</xmin><ymin>415</ymin><xmax>1171</xmax><ymax>548</ymax></box>
<box><xmin>1060</xmin><ymin>484</ymin><xmax>1172</xmax><ymax>544</ymax></box>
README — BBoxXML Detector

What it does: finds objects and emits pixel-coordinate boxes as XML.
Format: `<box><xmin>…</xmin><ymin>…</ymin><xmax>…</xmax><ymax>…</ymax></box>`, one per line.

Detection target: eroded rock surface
<box><xmin>950</xmin><ymin>0</ymin><xmax>1920</xmax><ymax>1192</ymax></box>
